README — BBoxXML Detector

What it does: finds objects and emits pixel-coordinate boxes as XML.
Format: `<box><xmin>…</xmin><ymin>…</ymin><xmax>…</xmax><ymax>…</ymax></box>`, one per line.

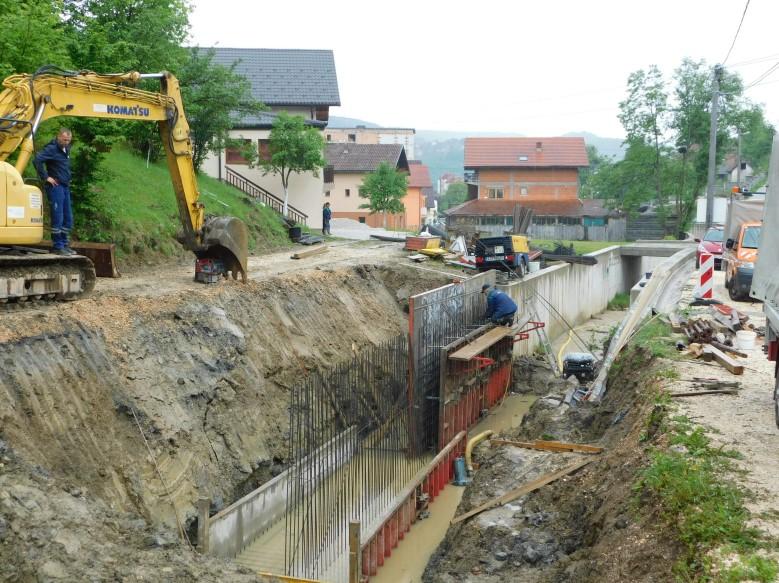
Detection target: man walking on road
<box><xmin>34</xmin><ymin>128</ymin><xmax>75</xmax><ymax>255</ymax></box>
<box><xmin>482</xmin><ymin>284</ymin><xmax>518</xmax><ymax>326</ymax></box>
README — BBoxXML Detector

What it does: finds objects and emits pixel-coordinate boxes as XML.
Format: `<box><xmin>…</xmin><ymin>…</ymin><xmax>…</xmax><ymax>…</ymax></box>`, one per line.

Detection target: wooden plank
<box><xmin>491</xmin><ymin>439</ymin><xmax>604</xmax><ymax>454</ymax></box>
<box><xmin>670</xmin><ymin>389</ymin><xmax>739</xmax><ymax>398</ymax></box>
<box><xmin>702</xmin><ymin>344</ymin><xmax>744</xmax><ymax>375</ymax></box>
<box><xmin>709</xmin><ymin>341</ymin><xmax>748</xmax><ymax>358</ymax></box>
<box><xmin>290</xmin><ymin>244</ymin><xmax>328</xmax><ymax>259</ymax></box>
<box><xmin>451</xmin><ymin>458</ymin><xmax>592</xmax><ymax>524</ymax></box>
<box><xmin>449</xmin><ymin>326</ymin><xmax>515</xmax><ymax>361</ymax></box>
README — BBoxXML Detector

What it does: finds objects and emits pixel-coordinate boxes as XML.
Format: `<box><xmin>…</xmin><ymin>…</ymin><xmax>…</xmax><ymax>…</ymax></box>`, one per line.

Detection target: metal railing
<box><xmin>224</xmin><ymin>166</ymin><xmax>308</xmax><ymax>225</ymax></box>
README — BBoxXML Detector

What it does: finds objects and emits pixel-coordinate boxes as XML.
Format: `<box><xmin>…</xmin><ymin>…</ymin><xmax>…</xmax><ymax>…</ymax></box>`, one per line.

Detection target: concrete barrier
<box><xmin>497</xmin><ymin>245</ymin><xmax>680</xmax><ymax>354</ymax></box>
<box><xmin>207</xmin><ymin>428</ymin><xmax>357</xmax><ymax>558</ymax></box>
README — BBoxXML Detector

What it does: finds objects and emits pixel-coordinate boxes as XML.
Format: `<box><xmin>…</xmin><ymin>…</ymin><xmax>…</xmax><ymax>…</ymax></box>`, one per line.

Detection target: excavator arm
<box><xmin>0</xmin><ymin>66</ymin><xmax>247</xmax><ymax>281</ymax></box>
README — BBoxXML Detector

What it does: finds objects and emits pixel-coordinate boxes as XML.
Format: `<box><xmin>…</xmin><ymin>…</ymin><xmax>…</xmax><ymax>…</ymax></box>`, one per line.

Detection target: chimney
<box><xmin>536</xmin><ymin>141</ymin><xmax>543</xmax><ymax>152</ymax></box>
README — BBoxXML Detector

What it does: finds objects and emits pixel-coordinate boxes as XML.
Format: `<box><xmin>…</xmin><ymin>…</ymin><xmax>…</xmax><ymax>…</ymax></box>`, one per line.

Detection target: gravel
<box><xmin>329</xmin><ymin>218</ymin><xmax>410</xmax><ymax>241</ymax></box>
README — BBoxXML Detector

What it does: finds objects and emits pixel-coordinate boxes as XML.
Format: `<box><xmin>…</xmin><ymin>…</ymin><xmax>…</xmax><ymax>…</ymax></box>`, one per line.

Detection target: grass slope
<box><xmin>90</xmin><ymin>148</ymin><xmax>289</xmax><ymax>258</ymax></box>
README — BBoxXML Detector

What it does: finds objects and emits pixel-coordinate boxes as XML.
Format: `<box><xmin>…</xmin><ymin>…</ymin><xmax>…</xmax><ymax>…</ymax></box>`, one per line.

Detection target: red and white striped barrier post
<box><xmin>698</xmin><ymin>253</ymin><xmax>713</xmax><ymax>299</ymax></box>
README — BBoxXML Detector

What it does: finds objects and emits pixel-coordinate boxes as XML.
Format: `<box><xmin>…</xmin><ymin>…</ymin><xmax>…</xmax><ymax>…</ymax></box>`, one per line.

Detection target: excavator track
<box><xmin>0</xmin><ymin>250</ymin><xmax>96</xmax><ymax>303</ymax></box>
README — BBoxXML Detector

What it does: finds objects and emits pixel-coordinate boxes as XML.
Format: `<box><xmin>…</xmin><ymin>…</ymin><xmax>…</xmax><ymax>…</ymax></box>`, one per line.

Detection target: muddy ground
<box><xmin>0</xmin><ymin>243</ymin><xmax>452</xmax><ymax>582</ymax></box>
<box><xmin>424</xmin><ymin>269</ymin><xmax>779</xmax><ymax>583</ymax></box>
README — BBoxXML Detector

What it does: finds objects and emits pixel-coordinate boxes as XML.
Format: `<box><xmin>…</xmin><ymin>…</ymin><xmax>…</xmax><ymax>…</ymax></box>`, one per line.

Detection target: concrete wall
<box><xmin>201</xmin><ymin>111</ymin><xmax>326</xmax><ymax>228</ymax></box>
<box><xmin>499</xmin><ymin>247</ymin><xmax>644</xmax><ymax>353</ymax></box>
<box><xmin>208</xmin><ymin>428</ymin><xmax>356</xmax><ymax>558</ymax></box>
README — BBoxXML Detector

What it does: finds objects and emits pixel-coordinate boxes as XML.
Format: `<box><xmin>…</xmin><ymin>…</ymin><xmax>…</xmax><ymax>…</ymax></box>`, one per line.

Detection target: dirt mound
<box><xmin>0</xmin><ymin>263</ymin><xmax>447</xmax><ymax>579</ymax></box>
<box><xmin>424</xmin><ymin>348</ymin><xmax>680</xmax><ymax>583</ymax></box>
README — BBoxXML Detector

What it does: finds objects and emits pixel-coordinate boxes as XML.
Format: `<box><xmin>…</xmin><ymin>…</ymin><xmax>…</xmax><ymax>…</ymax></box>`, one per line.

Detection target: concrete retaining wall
<box><xmin>208</xmin><ymin>428</ymin><xmax>356</xmax><ymax>558</ymax></box>
<box><xmin>499</xmin><ymin>247</ymin><xmax>665</xmax><ymax>353</ymax></box>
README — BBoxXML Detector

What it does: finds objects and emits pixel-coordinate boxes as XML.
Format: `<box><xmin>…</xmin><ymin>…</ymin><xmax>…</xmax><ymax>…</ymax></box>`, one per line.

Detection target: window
<box><xmin>348</xmin><ymin>134</ymin><xmax>356</xmax><ymax>142</ymax></box>
<box><xmin>487</xmin><ymin>188</ymin><xmax>504</xmax><ymax>199</ymax></box>
<box><xmin>225</xmin><ymin>139</ymin><xmax>252</xmax><ymax>165</ymax></box>
<box><xmin>358</xmin><ymin>217</ymin><xmax>366</xmax><ymax>224</ymax></box>
<box><xmin>326</xmin><ymin>134</ymin><xmax>332</xmax><ymax>141</ymax></box>
<box><xmin>519</xmin><ymin>155</ymin><xmax>529</xmax><ymax>161</ymax></box>
<box><xmin>323</xmin><ymin>165</ymin><xmax>334</xmax><ymax>183</ymax></box>
<box><xmin>325</xmin><ymin>191</ymin><xmax>330</xmax><ymax>197</ymax></box>
<box><xmin>520</xmin><ymin>186</ymin><xmax>528</xmax><ymax>196</ymax></box>
<box><xmin>345</xmin><ymin>188</ymin><xmax>351</xmax><ymax>197</ymax></box>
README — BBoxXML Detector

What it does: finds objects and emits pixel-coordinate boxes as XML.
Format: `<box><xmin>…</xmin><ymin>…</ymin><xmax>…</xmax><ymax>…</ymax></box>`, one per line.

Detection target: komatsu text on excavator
<box><xmin>0</xmin><ymin>65</ymin><xmax>249</xmax><ymax>302</ymax></box>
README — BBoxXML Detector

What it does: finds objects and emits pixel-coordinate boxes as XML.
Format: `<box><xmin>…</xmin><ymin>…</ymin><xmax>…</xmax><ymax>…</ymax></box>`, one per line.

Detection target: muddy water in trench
<box><xmin>371</xmin><ymin>394</ymin><xmax>536</xmax><ymax>583</ymax></box>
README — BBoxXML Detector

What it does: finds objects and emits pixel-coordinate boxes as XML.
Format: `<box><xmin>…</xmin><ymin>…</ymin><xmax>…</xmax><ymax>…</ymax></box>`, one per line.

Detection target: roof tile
<box><xmin>325</xmin><ymin>144</ymin><xmax>409</xmax><ymax>173</ymax></box>
<box><xmin>445</xmin><ymin>198</ymin><xmax>610</xmax><ymax>217</ymax></box>
<box><xmin>208</xmin><ymin>47</ymin><xmax>341</xmax><ymax>107</ymax></box>
<box><xmin>464</xmin><ymin>137</ymin><xmax>589</xmax><ymax>168</ymax></box>
<box><xmin>408</xmin><ymin>163</ymin><xmax>432</xmax><ymax>188</ymax></box>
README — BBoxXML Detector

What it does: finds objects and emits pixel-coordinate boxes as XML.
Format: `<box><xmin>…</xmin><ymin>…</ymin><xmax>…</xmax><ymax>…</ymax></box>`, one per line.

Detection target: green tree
<box><xmin>64</xmin><ymin>0</ymin><xmax>190</xmax><ymax>73</ymax></box>
<box><xmin>359</xmin><ymin>162</ymin><xmax>408</xmax><ymax>229</ymax></box>
<box><xmin>259</xmin><ymin>112</ymin><xmax>326</xmax><ymax>218</ymax></box>
<box><xmin>0</xmin><ymin>0</ymin><xmax>70</xmax><ymax>76</ymax></box>
<box><xmin>438</xmin><ymin>182</ymin><xmax>467</xmax><ymax>211</ymax></box>
<box><xmin>619</xmin><ymin>65</ymin><xmax>669</xmax><ymax>205</ymax></box>
<box><xmin>579</xmin><ymin>145</ymin><xmax>614</xmax><ymax>199</ymax></box>
<box><xmin>177</xmin><ymin>48</ymin><xmax>265</xmax><ymax>172</ymax></box>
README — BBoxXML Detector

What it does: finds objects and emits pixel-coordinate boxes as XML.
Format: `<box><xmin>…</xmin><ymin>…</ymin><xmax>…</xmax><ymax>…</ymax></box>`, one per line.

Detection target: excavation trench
<box><xmin>0</xmin><ymin>263</ymin><xmax>450</xmax><ymax>582</ymax></box>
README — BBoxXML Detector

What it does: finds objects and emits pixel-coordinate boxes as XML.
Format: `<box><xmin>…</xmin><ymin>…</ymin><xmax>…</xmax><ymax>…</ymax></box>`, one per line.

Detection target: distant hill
<box><xmin>326</xmin><ymin>119</ymin><xmax>625</xmax><ymax>189</ymax></box>
<box><xmin>327</xmin><ymin>116</ymin><xmax>382</xmax><ymax>128</ymax></box>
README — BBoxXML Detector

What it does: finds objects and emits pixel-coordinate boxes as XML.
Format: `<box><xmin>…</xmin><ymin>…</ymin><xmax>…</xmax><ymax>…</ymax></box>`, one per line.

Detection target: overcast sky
<box><xmin>189</xmin><ymin>0</ymin><xmax>779</xmax><ymax>139</ymax></box>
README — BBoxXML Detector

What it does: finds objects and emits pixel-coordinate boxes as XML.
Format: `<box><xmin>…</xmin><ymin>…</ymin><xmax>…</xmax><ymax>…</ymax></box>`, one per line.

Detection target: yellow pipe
<box><xmin>557</xmin><ymin>330</ymin><xmax>574</xmax><ymax>372</ymax></box>
<box><xmin>465</xmin><ymin>430</ymin><xmax>494</xmax><ymax>474</ymax></box>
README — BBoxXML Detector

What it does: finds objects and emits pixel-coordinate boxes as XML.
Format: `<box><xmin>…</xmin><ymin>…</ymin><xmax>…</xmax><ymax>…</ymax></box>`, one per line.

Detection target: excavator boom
<box><xmin>0</xmin><ymin>66</ymin><xmax>248</xmax><ymax>300</ymax></box>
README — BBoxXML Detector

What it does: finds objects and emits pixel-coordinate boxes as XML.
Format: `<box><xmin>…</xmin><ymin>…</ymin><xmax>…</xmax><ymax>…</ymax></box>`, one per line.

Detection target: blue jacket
<box><xmin>34</xmin><ymin>139</ymin><xmax>72</xmax><ymax>186</ymax></box>
<box><xmin>323</xmin><ymin>207</ymin><xmax>332</xmax><ymax>222</ymax></box>
<box><xmin>486</xmin><ymin>289</ymin><xmax>518</xmax><ymax>320</ymax></box>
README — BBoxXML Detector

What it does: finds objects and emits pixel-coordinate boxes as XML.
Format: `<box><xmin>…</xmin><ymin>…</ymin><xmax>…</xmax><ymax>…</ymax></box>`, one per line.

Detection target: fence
<box><xmin>284</xmin><ymin>334</ymin><xmax>429</xmax><ymax>581</ymax></box>
<box><xmin>407</xmin><ymin>271</ymin><xmax>495</xmax><ymax>453</ymax></box>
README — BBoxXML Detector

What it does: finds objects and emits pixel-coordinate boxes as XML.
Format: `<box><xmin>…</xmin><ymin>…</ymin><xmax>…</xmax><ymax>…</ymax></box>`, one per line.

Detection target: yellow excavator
<box><xmin>0</xmin><ymin>65</ymin><xmax>248</xmax><ymax>301</ymax></box>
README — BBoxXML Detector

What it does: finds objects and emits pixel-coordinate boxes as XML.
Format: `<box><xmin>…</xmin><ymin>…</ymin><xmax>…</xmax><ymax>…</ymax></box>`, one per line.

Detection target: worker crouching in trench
<box><xmin>482</xmin><ymin>284</ymin><xmax>518</xmax><ymax>326</ymax></box>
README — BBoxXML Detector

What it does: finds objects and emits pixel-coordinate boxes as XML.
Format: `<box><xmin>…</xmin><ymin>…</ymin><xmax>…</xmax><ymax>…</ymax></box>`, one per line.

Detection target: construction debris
<box><xmin>450</xmin><ymin>459</ymin><xmax>593</xmax><ymax>524</ymax></box>
<box><xmin>702</xmin><ymin>344</ymin><xmax>744</xmax><ymax>375</ymax></box>
<box><xmin>491</xmin><ymin>439</ymin><xmax>604</xmax><ymax>455</ymax></box>
<box><xmin>290</xmin><ymin>244</ymin><xmax>329</xmax><ymax>260</ymax></box>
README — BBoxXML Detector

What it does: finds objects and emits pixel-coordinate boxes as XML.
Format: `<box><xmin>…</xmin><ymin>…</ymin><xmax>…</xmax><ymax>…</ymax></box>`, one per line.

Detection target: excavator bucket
<box><xmin>199</xmin><ymin>216</ymin><xmax>249</xmax><ymax>282</ymax></box>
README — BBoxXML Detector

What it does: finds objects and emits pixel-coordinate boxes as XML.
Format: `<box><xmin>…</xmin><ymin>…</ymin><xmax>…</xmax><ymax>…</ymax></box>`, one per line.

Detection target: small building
<box><xmin>464</xmin><ymin>137</ymin><xmax>589</xmax><ymax>201</ymax></box>
<box><xmin>444</xmin><ymin>198</ymin><xmax>624</xmax><ymax>241</ymax></box>
<box><xmin>324</xmin><ymin>144</ymin><xmax>410</xmax><ymax>228</ymax></box>
<box><xmin>326</xmin><ymin>126</ymin><xmax>416</xmax><ymax>159</ymax></box>
<box><xmin>405</xmin><ymin>161</ymin><xmax>432</xmax><ymax>230</ymax></box>
<box><xmin>200</xmin><ymin>48</ymin><xmax>341</xmax><ymax>228</ymax></box>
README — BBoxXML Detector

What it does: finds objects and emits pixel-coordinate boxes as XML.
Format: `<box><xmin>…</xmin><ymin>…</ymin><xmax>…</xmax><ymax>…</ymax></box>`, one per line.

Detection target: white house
<box><xmin>201</xmin><ymin>48</ymin><xmax>341</xmax><ymax>228</ymax></box>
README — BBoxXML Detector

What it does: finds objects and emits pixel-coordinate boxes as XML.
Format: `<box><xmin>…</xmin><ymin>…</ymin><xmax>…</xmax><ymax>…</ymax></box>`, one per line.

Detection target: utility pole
<box><xmin>736</xmin><ymin>130</ymin><xmax>742</xmax><ymax>188</ymax></box>
<box><xmin>705</xmin><ymin>65</ymin><xmax>723</xmax><ymax>228</ymax></box>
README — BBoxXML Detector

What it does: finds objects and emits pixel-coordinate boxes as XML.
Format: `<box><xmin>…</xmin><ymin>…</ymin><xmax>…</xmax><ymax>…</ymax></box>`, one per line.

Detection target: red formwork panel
<box><xmin>377</xmin><ymin>528</ymin><xmax>385</xmax><ymax>567</ymax></box>
<box><xmin>370</xmin><ymin>537</ymin><xmax>378</xmax><ymax>575</ymax></box>
<box><xmin>363</xmin><ymin>545</ymin><xmax>372</xmax><ymax>577</ymax></box>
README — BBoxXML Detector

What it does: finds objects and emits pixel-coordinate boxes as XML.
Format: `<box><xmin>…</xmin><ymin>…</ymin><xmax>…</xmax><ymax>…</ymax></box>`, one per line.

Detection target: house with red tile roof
<box><xmin>323</xmin><ymin>143</ymin><xmax>411</xmax><ymax>228</ymax></box>
<box><xmin>405</xmin><ymin>161</ymin><xmax>432</xmax><ymax>230</ymax></box>
<box><xmin>464</xmin><ymin>137</ymin><xmax>589</xmax><ymax>201</ymax></box>
<box><xmin>448</xmin><ymin>137</ymin><xmax>626</xmax><ymax>239</ymax></box>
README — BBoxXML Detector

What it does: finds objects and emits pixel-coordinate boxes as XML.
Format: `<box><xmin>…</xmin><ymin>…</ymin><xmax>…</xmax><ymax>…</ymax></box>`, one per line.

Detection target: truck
<box><xmin>0</xmin><ymin>66</ymin><xmax>249</xmax><ymax>301</ymax></box>
<box><xmin>722</xmin><ymin>196</ymin><xmax>763</xmax><ymax>300</ymax></box>
<box><xmin>750</xmin><ymin>135</ymin><xmax>779</xmax><ymax>427</ymax></box>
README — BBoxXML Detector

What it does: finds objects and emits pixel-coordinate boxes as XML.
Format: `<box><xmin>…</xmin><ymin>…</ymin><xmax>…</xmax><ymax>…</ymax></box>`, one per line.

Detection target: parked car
<box><xmin>724</xmin><ymin>221</ymin><xmax>762</xmax><ymax>300</ymax></box>
<box><xmin>695</xmin><ymin>227</ymin><xmax>724</xmax><ymax>269</ymax></box>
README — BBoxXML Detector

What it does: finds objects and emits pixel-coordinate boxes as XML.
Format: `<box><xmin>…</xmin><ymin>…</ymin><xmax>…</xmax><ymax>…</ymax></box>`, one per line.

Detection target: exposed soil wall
<box><xmin>0</xmin><ymin>264</ymin><xmax>446</xmax><ymax>581</ymax></box>
<box><xmin>423</xmin><ymin>349</ymin><xmax>681</xmax><ymax>583</ymax></box>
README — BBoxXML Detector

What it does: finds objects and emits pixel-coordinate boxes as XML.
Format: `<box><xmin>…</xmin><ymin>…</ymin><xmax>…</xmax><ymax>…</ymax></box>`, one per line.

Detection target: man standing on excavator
<box><xmin>34</xmin><ymin>128</ymin><xmax>75</xmax><ymax>255</ymax></box>
<box><xmin>482</xmin><ymin>283</ymin><xmax>518</xmax><ymax>326</ymax></box>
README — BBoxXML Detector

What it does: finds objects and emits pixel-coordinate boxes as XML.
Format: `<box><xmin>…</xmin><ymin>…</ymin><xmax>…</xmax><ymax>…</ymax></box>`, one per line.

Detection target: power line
<box><xmin>746</xmin><ymin>60</ymin><xmax>779</xmax><ymax>88</ymax></box>
<box><xmin>723</xmin><ymin>0</ymin><xmax>751</xmax><ymax>64</ymax></box>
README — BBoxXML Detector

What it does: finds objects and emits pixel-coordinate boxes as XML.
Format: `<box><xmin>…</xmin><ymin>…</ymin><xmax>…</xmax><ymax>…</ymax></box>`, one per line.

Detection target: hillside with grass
<box><xmin>78</xmin><ymin>147</ymin><xmax>290</xmax><ymax>260</ymax></box>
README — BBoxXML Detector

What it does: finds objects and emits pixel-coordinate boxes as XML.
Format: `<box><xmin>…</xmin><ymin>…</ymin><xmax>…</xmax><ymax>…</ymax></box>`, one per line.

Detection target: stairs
<box><xmin>224</xmin><ymin>166</ymin><xmax>309</xmax><ymax>225</ymax></box>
